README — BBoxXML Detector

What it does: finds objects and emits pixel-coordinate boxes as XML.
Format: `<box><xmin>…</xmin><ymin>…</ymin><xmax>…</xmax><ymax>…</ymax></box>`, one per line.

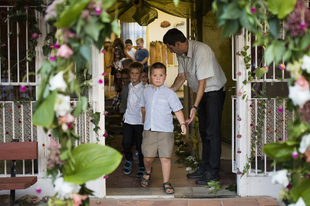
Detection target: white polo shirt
<box><xmin>177</xmin><ymin>40</ymin><xmax>227</xmax><ymax>93</ymax></box>
<box><xmin>124</xmin><ymin>81</ymin><xmax>144</xmax><ymax>125</ymax></box>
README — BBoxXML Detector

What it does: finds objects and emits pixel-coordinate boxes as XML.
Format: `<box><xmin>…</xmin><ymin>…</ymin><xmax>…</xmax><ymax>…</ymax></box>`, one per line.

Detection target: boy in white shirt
<box><xmin>140</xmin><ymin>62</ymin><xmax>186</xmax><ymax>194</ymax></box>
<box><xmin>125</xmin><ymin>39</ymin><xmax>136</xmax><ymax>59</ymax></box>
<box><xmin>123</xmin><ymin>62</ymin><xmax>145</xmax><ymax>177</ymax></box>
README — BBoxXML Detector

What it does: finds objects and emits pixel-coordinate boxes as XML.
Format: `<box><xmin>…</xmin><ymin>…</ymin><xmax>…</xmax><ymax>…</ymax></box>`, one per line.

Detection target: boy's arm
<box><xmin>141</xmin><ymin>107</ymin><xmax>146</xmax><ymax>124</ymax></box>
<box><xmin>140</xmin><ymin>57</ymin><xmax>148</xmax><ymax>65</ymax></box>
<box><xmin>174</xmin><ymin>110</ymin><xmax>186</xmax><ymax>135</ymax></box>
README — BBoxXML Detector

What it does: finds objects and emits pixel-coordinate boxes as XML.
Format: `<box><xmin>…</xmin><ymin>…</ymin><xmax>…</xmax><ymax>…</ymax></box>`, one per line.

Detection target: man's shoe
<box><xmin>186</xmin><ymin>167</ymin><xmax>205</xmax><ymax>178</ymax></box>
<box><xmin>195</xmin><ymin>172</ymin><xmax>220</xmax><ymax>185</ymax></box>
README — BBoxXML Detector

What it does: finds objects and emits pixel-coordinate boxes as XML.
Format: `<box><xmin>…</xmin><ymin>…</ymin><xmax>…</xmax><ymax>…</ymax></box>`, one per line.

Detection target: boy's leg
<box><xmin>133</xmin><ymin>125</ymin><xmax>144</xmax><ymax>167</ymax></box>
<box><xmin>160</xmin><ymin>157</ymin><xmax>173</xmax><ymax>193</ymax></box>
<box><xmin>122</xmin><ymin>123</ymin><xmax>134</xmax><ymax>161</ymax></box>
<box><xmin>141</xmin><ymin>157</ymin><xmax>154</xmax><ymax>186</ymax></box>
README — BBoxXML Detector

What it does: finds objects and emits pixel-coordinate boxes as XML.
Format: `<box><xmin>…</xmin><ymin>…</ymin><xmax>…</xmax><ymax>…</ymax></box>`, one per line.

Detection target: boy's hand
<box><xmin>180</xmin><ymin>124</ymin><xmax>186</xmax><ymax>135</ymax></box>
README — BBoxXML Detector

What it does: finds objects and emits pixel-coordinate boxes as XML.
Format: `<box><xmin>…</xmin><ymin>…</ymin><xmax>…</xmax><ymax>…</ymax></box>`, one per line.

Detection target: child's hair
<box><xmin>113</xmin><ymin>69</ymin><xmax>122</xmax><ymax>88</ymax></box>
<box><xmin>150</xmin><ymin>62</ymin><xmax>166</xmax><ymax>74</ymax></box>
<box><xmin>121</xmin><ymin>68</ymin><xmax>130</xmax><ymax>76</ymax></box>
<box><xmin>142</xmin><ymin>69</ymin><xmax>148</xmax><ymax>75</ymax></box>
<box><xmin>112</xmin><ymin>38</ymin><xmax>125</xmax><ymax>50</ymax></box>
<box><xmin>136</xmin><ymin>38</ymin><xmax>144</xmax><ymax>43</ymax></box>
<box><xmin>129</xmin><ymin>62</ymin><xmax>143</xmax><ymax>73</ymax></box>
<box><xmin>114</xmin><ymin>47</ymin><xmax>125</xmax><ymax>60</ymax></box>
<box><xmin>122</xmin><ymin>58</ymin><xmax>133</xmax><ymax>68</ymax></box>
<box><xmin>125</xmin><ymin>39</ymin><xmax>133</xmax><ymax>45</ymax></box>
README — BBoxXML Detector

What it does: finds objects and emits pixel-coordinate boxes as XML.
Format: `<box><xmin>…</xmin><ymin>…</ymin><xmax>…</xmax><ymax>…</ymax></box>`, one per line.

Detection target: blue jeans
<box><xmin>198</xmin><ymin>87</ymin><xmax>225</xmax><ymax>174</ymax></box>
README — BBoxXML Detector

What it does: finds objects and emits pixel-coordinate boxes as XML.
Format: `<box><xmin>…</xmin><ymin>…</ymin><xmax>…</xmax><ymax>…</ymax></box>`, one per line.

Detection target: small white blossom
<box><xmin>185</xmin><ymin>167</ymin><xmax>192</xmax><ymax>171</ymax></box>
<box><xmin>49</xmin><ymin>72</ymin><xmax>67</xmax><ymax>92</ymax></box>
<box><xmin>54</xmin><ymin>94</ymin><xmax>70</xmax><ymax>116</ymax></box>
<box><xmin>288</xmin><ymin>84</ymin><xmax>310</xmax><ymax>108</ymax></box>
<box><xmin>299</xmin><ymin>134</ymin><xmax>310</xmax><ymax>154</ymax></box>
<box><xmin>54</xmin><ymin>177</ymin><xmax>80</xmax><ymax>200</ymax></box>
<box><xmin>270</xmin><ymin>170</ymin><xmax>289</xmax><ymax>187</ymax></box>
<box><xmin>288</xmin><ymin>197</ymin><xmax>306</xmax><ymax>206</ymax></box>
<box><xmin>301</xmin><ymin>55</ymin><xmax>310</xmax><ymax>73</ymax></box>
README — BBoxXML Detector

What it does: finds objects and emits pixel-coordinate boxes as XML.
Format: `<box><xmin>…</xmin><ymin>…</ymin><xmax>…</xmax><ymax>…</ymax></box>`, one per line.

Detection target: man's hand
<box><xmin>185</xmin><ymin>107</ymin><xmax>197</xmax><ymax>124</ymax></box>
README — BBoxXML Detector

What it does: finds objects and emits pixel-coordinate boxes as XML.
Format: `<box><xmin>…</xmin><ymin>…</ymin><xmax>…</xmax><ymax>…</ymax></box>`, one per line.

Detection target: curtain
<box><xmin>120</xmin><ymin>22</ymin><xmax>147</xmax><ymax>48</ymax></box>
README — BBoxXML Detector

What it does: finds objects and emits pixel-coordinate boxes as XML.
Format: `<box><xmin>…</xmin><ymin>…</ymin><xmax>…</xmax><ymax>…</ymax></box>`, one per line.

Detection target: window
<box><xmin>120</xmin><ymin>22</ymin><xmax>147</xmax><ymax>48</ymax></box>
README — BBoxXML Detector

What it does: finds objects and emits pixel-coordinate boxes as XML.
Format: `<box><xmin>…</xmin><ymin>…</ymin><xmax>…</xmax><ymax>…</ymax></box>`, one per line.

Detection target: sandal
<box><xmin>163</xmin><ymin>182</ymin><xmax>175</xmax><ymax>194</ymax></box>
<box><xmin>141</xmin><ymin>170</ymin><xmax>152</xmax><ymax>187</ymax></box>
<box><xmin>123</xmin><ymin>160</ymin><xmax>133</xmax><ymax>175</ymax></box>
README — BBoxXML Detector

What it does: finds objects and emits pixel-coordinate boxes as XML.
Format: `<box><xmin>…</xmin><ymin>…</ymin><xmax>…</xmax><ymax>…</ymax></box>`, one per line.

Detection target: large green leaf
<box><xmin>72</xmin><ymin>96</ymin><xmax>88</xmax><ymax>117</ymax></box>
<box><xmin>263</xmin><ymin>142</ymin><xmax>295</xmax><ymax>162</ymax></box>
<box><xmin>55</xmin><ymin>0</ymin><xmax>90</xmax><ymax>28</ymax></box>
<box><xmin>84</xmin><ymin>17</ymin><xmax>104</xmax><ymax>42</ymax></box>
<box><xmin>32</xmin><ymin>90</ymin><xmax>57</xmax><ymax>128</ymax></box>
<box><xmin>254</xmin><ymin>67</ymin><xmax>267</xmax><ymax>79</ymax></box>
<box><xmin>290</xmin><ymin>179</ymin><xmax>310</xmax><ymax>203</ymax></box>
<box><xmin>264</xmin><ymin>40</ymin><xmax>286</xmax><ymax>65</ymax></box>
<box><xmin>266</xmin><ymin>0</ymin><xmax>296</xmax><ymax>19</ymax></box>
<box><xmin>268</xmin><ymin>17</ymin><xmax>280</xmax><ymax>38</ymax></box>
<box><xmin>219</xmin><ymin>1</ymin><xmax>241</xmax><ymax>20</ymax></box>
<box><xmin>80</xmin><ymin>45</ymin><xmax>91</xmax><ymax>63</ymax></box>
<box><xmin>222</xmin><ymin>19</ymin><xmax>239</xmax><ymax>38</ymax></box>
<box><xmin>64</xmin><ymin>143</ymin><xmax>122</xmax><ymax>184</ymax></box>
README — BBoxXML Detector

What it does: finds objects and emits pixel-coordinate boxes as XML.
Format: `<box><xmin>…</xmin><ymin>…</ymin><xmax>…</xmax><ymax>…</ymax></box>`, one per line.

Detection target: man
<box><xmin>163</xmin><ymin>28</ymin><xmax>227</xmax><ymax>185</ymax></box>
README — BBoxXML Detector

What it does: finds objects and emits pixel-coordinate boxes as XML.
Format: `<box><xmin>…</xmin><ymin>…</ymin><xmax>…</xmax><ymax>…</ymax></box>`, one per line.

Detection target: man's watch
<box><xmin>192</xmin><ymin>105</ymin><xmax>199</xmax><ymax>111</ymax></box>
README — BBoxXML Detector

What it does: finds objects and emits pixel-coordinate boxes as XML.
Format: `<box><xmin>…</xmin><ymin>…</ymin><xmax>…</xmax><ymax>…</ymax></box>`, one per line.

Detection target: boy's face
<box><xmin>121</xmin><ymin>73</ymin><xmax>130</xmax><ymax>85</ymax></box>
<box><xmin>130</xmin><ymin>68</ymin><xmax>141</xmax><ymax>85</ymax></box>
<box><xmin>115</xmin><ymin>72</ymin><xmax>121</xmax><ymax>79</ymax></box>
<box><xmin>136</xmin><ymin>41</ymin><xmax>143</xmax><ymax>49</ymax></box>
<box><xmin>141</xmin><ymin>72</ymin><xmax>148</xmax><ymax>85</ymax></box>
<box><xmin>151</xmin><ymin>68</ymin><xmax>166</xmax><ymax>88</ymax></box>
<box><xmin>126</xmin><ymin>43</ymin><xmax>133</xmax><ymax>51</ymax></box>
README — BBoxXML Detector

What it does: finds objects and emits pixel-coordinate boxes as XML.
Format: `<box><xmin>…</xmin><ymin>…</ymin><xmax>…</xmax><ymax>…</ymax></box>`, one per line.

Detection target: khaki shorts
<box><xmin>142</xmin><ymin>130</ymin><xmax>174</xmax><ymax>158</ymax></box>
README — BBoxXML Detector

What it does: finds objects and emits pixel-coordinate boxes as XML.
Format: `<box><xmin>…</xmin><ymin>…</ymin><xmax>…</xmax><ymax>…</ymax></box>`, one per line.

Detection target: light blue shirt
<box><xmin>140</xmin><ymin>85</ymin><xmax>183</xmax><ymax>132</ymax></box>
<box><xmin>124</xmin><ymin>81</ymin><xmax>144</xmax><ymax>125</ymax></box>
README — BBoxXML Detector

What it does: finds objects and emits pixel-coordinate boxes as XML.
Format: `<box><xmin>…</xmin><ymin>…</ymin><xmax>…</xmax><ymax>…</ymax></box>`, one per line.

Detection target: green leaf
<box><xmin>253</xmin><ymin>67</ymin><xmax>268</xmax><ymax>79</ymax></box>
<box><xmin>299</xmin><ymin>33</ymin><xmax>310</xmax><ymax>50</ymax></box>
<box><xmin>80</xmin><ymin>45</ymin><xmax>91</xmax><ymax>63</ymax></box>
<box><xmin>239</xmin><ymin>11</ymin><xmax>256</xmax><ymax>32</ymax></box>
<box><xmin>64</xmin><ymin>143</ymin><xmax>122</xmax><ymax>184</ymax></box>
<box><xmin>219</xmin><ymin>2</ymin><xmax>241</xmax><ymax>20</ymax></box>
<box><xmin>290</xmin><ymin>179</ymin><xmax>310</xmax><ymax>202</ymax></box>
<box><xmin>111</xmin><ymin>19</ymin><xmax>120</xmax><ymax>36</ymax></box>
<box><xmin>263</xmin><ymin>142</ymin><xmax>295</xmax><ymax>162</ymax></box>
<box><xmin>55</xmin><ymin>0</ymin><xmax>91</xmax><ymax>28</ymax></box>
<box><xmin>101</xmin><ymin>0</ymin><xmax>117</xmax><ymax>9</ymax></box>
<box><xmin>84</xmin><ymin>17</ymin><xmax>104</xmax><ymax>42</ymax></box>
<box><xmin>268</xmin><ymin>17</ymin><xmax>280</xmax><ymax>38</ymax></box>
<box><xmin>241</xmin><ymin>51</ymin><xmax>247</xmax><ymax>56</ymax></box>
<box><xmin>100</xmin><ymin>11</ymin><xmax>111</xmax><ymax>23</ymax></box>
<box><xmin>32</xmin><ymin>90</ymin><xmax>57</xmax><ymax>128</ymax></box>
<box><xmin>264</xmin><ymin>40</ymin><xmax>286</xmax><ymax>65</ymax></box>
<box><xmin>222</xmin><ymin>19</ymin><xmax>239</xmax><ymax>38</ymax></box>
<box><xmin>266</xmin><ymin>0</ymin><xmax>296</xmax><ymax>19</ymax></box>
<box><xmin>72</xmin><ymin>96</ymin><xmax>88</xmax><ymax>117</ymax></box>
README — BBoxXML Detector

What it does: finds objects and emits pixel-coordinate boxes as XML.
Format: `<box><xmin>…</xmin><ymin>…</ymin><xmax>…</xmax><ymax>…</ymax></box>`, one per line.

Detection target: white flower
<box><xmin>54</xmin><ymin>177</ymin><xmax>80</xmax><ymax>200</ymax></box>
<box><xmin>49</xmin><ymin>72</ymin><xmax>67</xmax><ymax>92</ymax></box>
<box><xmin>185</xmin><ymin>167</ymin><xmax>192</xmax><ymax>171</ymax></box>
<box><xmin>299</xmin><ymin>134</ymin><xmax>310</xmax><ymax>154</ymax></box>
<box><xmin>301</xmin><ymin>55</ymin><xmax>310</xmax><ymax>73</ymax></box>
<box><xmin>288</xmin><ymin>197</ymin><xmax>306</xmax><ymax>206</ymax></box>
<box><xmin>270</xmin><ymin>170</ymin><xmax>289</xmax><ymax>187</ymax></box>
<box><xmin>54</xmin><ymin>94</ymin><xmax>70</xmax><ymax>116</ymax></box>
<box><xmin>288</xmin><ymin>84</ymin><xmax>310</xmax><ymax>108</ymax></box>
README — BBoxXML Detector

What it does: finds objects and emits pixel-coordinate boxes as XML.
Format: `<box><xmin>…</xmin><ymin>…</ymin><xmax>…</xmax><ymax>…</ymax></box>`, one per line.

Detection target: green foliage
<box><xmin>64</xmin><ymin>143</ymin><xmax>122</xmax><ymax>185</ymax></box>
<box><xmin>205</xmin><ymin>180</ymin><xmax>223</xmax><ymax>194</ymax></box>
<box><xmin>266</xmin><ymin>0</ymin><xmax>296</xmax><ymax>19</ymax></box>
<box><xmin>263</xmin><ymin>142</ymin><xmax>296</xmax><ymax>162</ymax></box>
<box><xmin>90</xmin><ymin>111</ymin><xmax>101</xmax><ymax>134</ymax></box>
<box><xmin>225</xmin><ymin>183</ymin><xmax>237</xmax><ymax>192</ymax></box>
<box><xmin>253</xmin><ymin>67</ymin><xmax>268</xmax><ymax>79</ymax></box>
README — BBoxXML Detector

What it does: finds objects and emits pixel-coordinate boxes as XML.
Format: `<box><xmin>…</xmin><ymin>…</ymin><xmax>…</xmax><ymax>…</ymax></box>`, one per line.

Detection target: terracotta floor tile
<box><xmin>189</xmin><ymin>200</ymin><xmax>222</xmax><ymax>206</ymax></box>
<box><xmin>154</xmin><ymin>200</ymin><xmax>188</xmax><ymax>206</ymax></box>
<box><xmin>256</xmin><ymin>198</ymin><xmax>278</xmax><ymax>206</ymax></box>
<box><xmin>222</xmin><ymin>198</ymin><xmax>259</xmax><ymax>206</ymax></box>
<box><xmin>90</xmin><ymin>199</ymin><xmax>118</xmax><ymax>206</ymax></box>
<box><xmin>118</xmin><ymin>200</ymin><xmax>153</xmax><ymax>206</ymax></box>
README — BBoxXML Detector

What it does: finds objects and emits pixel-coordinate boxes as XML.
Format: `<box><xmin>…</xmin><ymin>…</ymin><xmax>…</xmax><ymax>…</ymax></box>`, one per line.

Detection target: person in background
<box><xmin>107</xmin><ymin>47</ymin><xmax>126</xmax><ymax>73</ymax></box>
<box><xmin>111</xmin><ymin>69</ymin><xmax>122</xmax><ymax>111</ymax></box>
<box><xmin>119</xmin><ymin>68</ymin><xmax>131</xmax><ymax>120</ymax></box>
<box><xmin>141</xmin><ymin>69</ymin><xmax>149</xmax><ymax>88</ymax></box>
<box><xmin>125</xmin><ymin>39</ymin><xmax>136</xmax><ymax>60</ymax></box>
<box><xmin>122</xmin><ymin>62</ymin><xmax>145</xmax><ymax>177</ymax></box>
<box><xmin>109</xmin><ymin>38</ymin><xmax>135</xmax><ymax>69</ymax></box>
<box><xmin>135</xmin><ymin>38</ymin><xmax>149</xmax><ymax>75</ymax></box>
<box><xmin>122</xmin><ymin>58</ymin><xmax>133</xmax><ymax>70</ymax></box>
<box><xmin>163</xmin><ymin>28</ymin><xmax>227</xmax><ymax>185</ymax></box>
<box><xmin>140</xmin><ymin>62</ymin><xmax>186</xmax><ymax>194</ymax></box>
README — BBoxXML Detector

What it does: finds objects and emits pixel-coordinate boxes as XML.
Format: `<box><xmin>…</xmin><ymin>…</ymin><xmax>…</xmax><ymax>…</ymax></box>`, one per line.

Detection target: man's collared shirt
<box><xmin>177</xmin><ymin>40</ymin><xmax>227</xmax><ymax>93</ymax></box>
<box><xmin>140</xmin><ymin>85</ymin><xmax>183</xmax><ymax>132</ymax></box>
<box><xmin>124</xmin><ymin>81</ymin><xmax>144</xmax><ymax>125</ymax></box>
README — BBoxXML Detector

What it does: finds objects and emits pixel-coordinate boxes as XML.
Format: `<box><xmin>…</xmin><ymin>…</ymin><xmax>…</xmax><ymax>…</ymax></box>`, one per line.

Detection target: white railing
<box><xmin>0</xmin><ymin>101</ymin><xmax>99</xmax><ymax>177</ymax></box>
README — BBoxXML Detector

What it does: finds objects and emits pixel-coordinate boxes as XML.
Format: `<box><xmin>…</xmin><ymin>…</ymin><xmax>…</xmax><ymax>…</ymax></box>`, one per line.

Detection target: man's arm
<box><xmin>186</xmin><ymin>78</ymin><xmax>206</xmax><ymax>124</ymax></box>
<box><xmin>174</xmin><ymin>110</ymin><xmax>186</xmax><ymax>135</ymax></box>
<box><xmin>141</xmin><ymin>107</ymin><xmax>146</xmax><ymax>124</ymax></box>
<box><xmin>170</xmin><ymin>73</ymin><xmax>186</xmax><ymax>92</ymax></box>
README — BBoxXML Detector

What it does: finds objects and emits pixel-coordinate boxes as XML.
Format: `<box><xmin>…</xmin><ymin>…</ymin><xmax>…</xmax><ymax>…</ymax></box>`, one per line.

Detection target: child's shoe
<box><xmin>123</xmin><ymin>160</ymin><xmax>133</xmax><ymax>175</ymax></box>
<box><xmin>136</xmin><ymin>167</ymin><xmax>145</xmax><ymax>177</ymax></box>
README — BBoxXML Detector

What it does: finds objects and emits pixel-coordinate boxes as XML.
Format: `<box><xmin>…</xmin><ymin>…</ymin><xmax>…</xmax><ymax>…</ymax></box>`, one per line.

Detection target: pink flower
<box><xmin>50</xmin><ymin>139</ymin><xmax>61</xmax><ymax>150</ymax></box>
<box><xmin>1</xmin><ymin>44</ymin><xmax>6</xmax><ymax>47</ymax></box>
<box><xmin>49</xmin><ymin>56</ymin><xmax>56</xmax><ymax>61</ymax></box>
<box><xmin>53</xmin><ymin>44</ymin><xmax>60</xmax><ymax>49</ymax></box>
<box><xmin>98</xmin><ymin>79</ymin><xmax>103</xmax><ymax>84</ymax></box>
<box><xmin>58</xmin><ymin>113</ymin><xmax>75</xmax><ymax>125</ymax></box>
<box><xmin>237</xmin><ymin>72</ymin><xmax>241</xmax><ymax>76</ymax></box>
<box><xmin>48</xmin><ymin>134</ymin><xmax>51</xmax><ymax>137</ymax></box>
<box><xmin>236</xmin><ymin>53</ymin><xmax>241</xmax><ymax>56</ymax></box>
<box><xmin>104</xmin><ymin>111</ymin><xmax>108</xmax><ymax>115</ymax></box>
<box><xmin>237</xmin><ymin>117</ymin><xmax>241</xmax><ymax>121</ymax></box>
<box><xmin>308</xmin><ymin>173</ymin><xmax>310</xmax><ymax>178</ymax></box>
<box><xmin>90</xmin><ymin>119</ymin><xmax>93</xmax><ymax>122</ymax></box>
<box><xmin>24</xmin><ymin>5</ymin><xmax>29</xmax><ymax>10</ymax></box>
<box><xmin>238</xmin><ymin>91</ymin><xmax>242</xmax><ymax>96</ymax></box>
<box><xmin>286</xmin><ymin>184</ymin><xmax>292</xmax><ymax>189</ymax></box>
<box><xmin>62</xmin><ymin>28</ymin><xmax>78</xmax><ymax>43</ymax></box>
<box><xmin>292</xmin><ymin>151</ymin><xmax>298</xmax><ymax>158</ymax></box>
<box><xmin>251</xmin><ymin>7</ymin><xmax>256</xmax><ymax>13</ymax></box>
<box><xmin>279</xmin><ymin>64</ymin><xmax>286</xmax><ymax>70</ymax></box>
<box><xmin>18</xmin><ymin>120</ymin><xmax>22</xmax><ymax>123</ymax></box>
<box><xmin>278</xmin><ymin>108</ymin><xmax>283</xmax><ymax>113</ymax></box>
<box><xmin>20</xmin><ymin>86</ymin><xmax>26</xmax><ymax>92</ymax></box>
<box><xmin>295</xmin><ymin>75</ymin><xmax>309</xmax><ymax>91</ymax></box>
<box><xmin>56</xmin><ymin>44</ymin><xmax>73</xmax><ymax>59</ymax></box>
<box><xmin>5</xmin><ymin>131</ymin><xmax>8</xmax><ymax>134</ymax></box>
<box><xmin>17</xmin><ymin>105</ymin><xmax>21</xmax><ymax>108</ymax></box>
<box><xmin>36</xmin><ymin>188</ymin><xmax>42</xmax><ymax>194</ymax></box>
<box><xmin>237</xmin><ymin>134</ymin><xmax>242</xmax><ymax>138</ymax></box>
<box><xmin>72</xmin><ymin>193</ymin><xmax>88</xmax><ymax>206</ymax></box>
<box><xmin>102</xmin><ymin>72</ymin><xmax>107</xmax><ymax>76</ymax></box>
<box><xmin>263</xmin><ymin>66</ymin><xmax>268</xmax><ymax>72</ymax></box>
<box><xmin>103</xmin><ymin>175</ymin><xmax>108</xmax><ymax>179</ymax></box>
<box><xmin>237</xmin><ymin>150</ymin><xmax>241</xmax><ymax>154</ymax></box>
<box><xmin>250</xmin><ymin>104</ymin><xmax>252</xmax><ymax>107</ymax></box>
<box><xmin>250</xmin><ymin>123</ymin><xmax>253</xmax><ymax>127</ymax></box>
<box><xmin>103</xmin><ymin>132</ymin><xmax>108</xmax><ymax>137</ymax></box>
<box><xmin>95</xmin><ymin>8</ymin><xmax>102</xmax><ymax>15</ymax></box>
<box><xmin>32</xmin><ymin>33</ymin><xmax>39</xmax><ymax>39</ymax></box>
<box><xmin>102</xmin><ymin>49</ymin><xmax>107</xmax><ymax>54</ymax></box>
<box><xmin>264</xmin><ymin>32</ymin><xmax>268</xmax><ymax>35</ymax></box>
<box><xmin>301</xmin><ymin>22</ymin><xmax>307</xmax><ymax>29</ymax></box>
<box><xmin>237</xmin><ymin>171</ymin><xmax>242</xmax><ymax>175</ymax></box>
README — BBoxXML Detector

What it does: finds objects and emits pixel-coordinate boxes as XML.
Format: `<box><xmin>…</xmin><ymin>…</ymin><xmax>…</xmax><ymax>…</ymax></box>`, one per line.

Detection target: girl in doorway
<box><xmin>107</xmin><ymin>47</ymin><xmax>126</xmax><ymax>74</ymax></box>
<box><xmin>112</xmin><ymin>69</ymin><xmax>122</xmax><ymax>111</ymax></box>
